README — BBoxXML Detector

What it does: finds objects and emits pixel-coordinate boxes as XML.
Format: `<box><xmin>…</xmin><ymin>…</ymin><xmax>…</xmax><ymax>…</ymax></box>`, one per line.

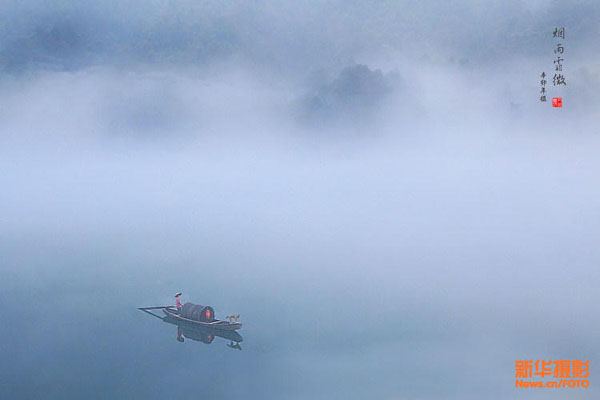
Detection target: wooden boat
<box><xmin>162</xmin><ymin>314</ymin><xmax>244</xmax><ymax>344</ymax></box>
<box><xmin>162</xmin><ymin>307</ymin><xmax>242</xmax><ymax>331</ymax></box>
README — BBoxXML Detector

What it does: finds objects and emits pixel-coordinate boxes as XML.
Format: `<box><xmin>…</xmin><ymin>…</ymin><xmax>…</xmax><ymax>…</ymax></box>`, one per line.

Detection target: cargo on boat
<box><xmin>180</xmin><ymin>302</ymin><xmax>215</xmax><ymax>322</ymax></box>
<box><xmin>162</xmin><ymin>306</ymin><xmax>242</xmax><ymax>331</ymax></box>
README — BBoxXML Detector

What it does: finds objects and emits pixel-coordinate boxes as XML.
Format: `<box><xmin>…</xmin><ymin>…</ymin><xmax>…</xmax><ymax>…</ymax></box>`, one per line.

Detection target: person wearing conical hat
<box><xmin>175</xmin><ymin>292</ymin><xmax>183</xmax><ymax>313</ymax></box>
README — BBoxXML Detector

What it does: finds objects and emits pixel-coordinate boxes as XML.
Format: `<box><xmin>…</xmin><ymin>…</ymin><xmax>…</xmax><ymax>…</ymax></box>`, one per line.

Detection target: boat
<box><xmin>162</xmin><ymin>312</ymin><xmax>244</xmax><ymax>345</ymax></box>
<box><xmin>139</xmin><ymin>294</ymin><xmax>243</xmax><ymax>342</ymax></box>
<box><xmin>138</xmin><ymin>303</ymin><xmax>243</xmax><ymax>347</ymax></box>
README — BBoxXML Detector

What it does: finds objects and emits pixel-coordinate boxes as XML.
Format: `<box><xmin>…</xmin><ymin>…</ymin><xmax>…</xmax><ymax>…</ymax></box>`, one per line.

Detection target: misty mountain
<box><xmin>296</xmin><ymin>65</ymin><xmax>397</xmax><ymax>127</ymax></box>
<box><xmin>0</xmin><ymin>19</ymin><xmax>92</xmax><ymax>73</ymax></box>
<box><xmin>1</xmin><ymin>0</ymin><xmax>599</xmax><ymax>75</ymax></box>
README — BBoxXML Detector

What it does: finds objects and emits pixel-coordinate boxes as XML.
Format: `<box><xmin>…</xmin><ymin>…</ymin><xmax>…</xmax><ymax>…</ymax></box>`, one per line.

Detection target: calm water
<box><xmin>2</xmin><ymin>220</ymin><xmax>598</xmax><ymax>399</ymax></box>
<box><xmin>2</xmin><ymin>134</ymin><xmax>599</xmax><ymax>400</ymax></box>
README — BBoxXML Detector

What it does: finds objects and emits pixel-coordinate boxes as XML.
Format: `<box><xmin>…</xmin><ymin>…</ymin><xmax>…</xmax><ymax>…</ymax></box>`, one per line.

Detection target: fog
<box><xmin>1</xmin><ymin>1</ymin><xmax>599</xmax><ymax>399</ymax></box>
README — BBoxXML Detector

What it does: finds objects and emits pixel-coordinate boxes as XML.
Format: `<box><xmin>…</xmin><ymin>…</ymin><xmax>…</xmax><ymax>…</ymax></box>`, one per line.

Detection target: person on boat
<box><xmin>175</xmin><ymin>292</ymin><xmax>183</xmax><ymax>313</ymax></box>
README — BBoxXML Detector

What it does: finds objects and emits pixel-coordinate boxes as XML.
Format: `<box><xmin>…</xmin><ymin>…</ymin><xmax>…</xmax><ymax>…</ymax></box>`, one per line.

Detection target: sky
<box><xmin>1</xmin><ymin>1</ymin><xmax>599</xmax><ymax>399</ymax></box>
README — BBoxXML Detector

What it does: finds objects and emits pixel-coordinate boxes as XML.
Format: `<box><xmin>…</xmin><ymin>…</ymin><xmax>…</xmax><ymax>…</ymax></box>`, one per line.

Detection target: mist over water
<box><xmin>1</xmin><ymin>1</ymin><xmax>599</xmax><ymax>399</ymax></box>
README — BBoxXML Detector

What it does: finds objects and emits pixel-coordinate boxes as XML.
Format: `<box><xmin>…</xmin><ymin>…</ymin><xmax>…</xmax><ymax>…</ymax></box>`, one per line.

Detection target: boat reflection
<box><xmin>140</xmin><ymin>308</ymin><xmax>244</xmax><ymax>350</ymax></box>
